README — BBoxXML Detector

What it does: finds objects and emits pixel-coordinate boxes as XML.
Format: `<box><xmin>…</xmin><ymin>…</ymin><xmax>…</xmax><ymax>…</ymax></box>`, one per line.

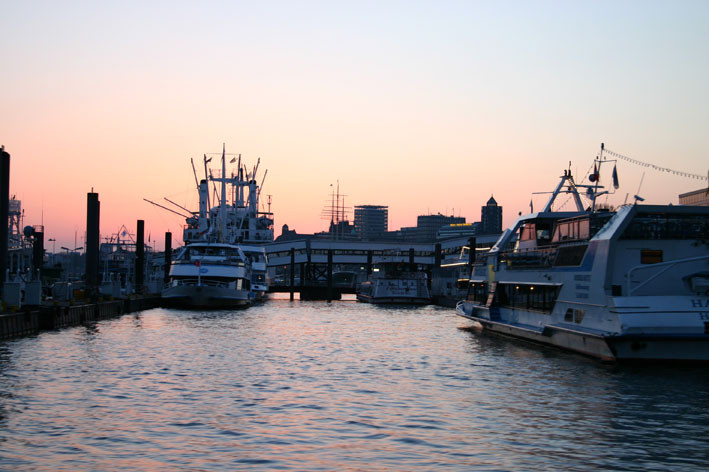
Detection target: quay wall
<box><xmin>0</xmin><ymin>297</ymin><xmax>160</xmax><ymax>340</ymax></box>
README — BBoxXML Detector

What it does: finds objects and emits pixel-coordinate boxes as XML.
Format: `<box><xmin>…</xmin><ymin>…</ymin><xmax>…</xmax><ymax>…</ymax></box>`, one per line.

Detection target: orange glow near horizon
<box><xmin>3</xmin><ymin>2</ymin><xmax>708</xmax><ymax>250</ymax></box>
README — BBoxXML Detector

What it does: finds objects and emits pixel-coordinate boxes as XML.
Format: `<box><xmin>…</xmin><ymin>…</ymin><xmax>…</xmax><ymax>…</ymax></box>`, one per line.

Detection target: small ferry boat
<box><xmin>241</xmin><ymin>245</ymin><xmax>269</xmax><ymax>300</ymax></box>
<box><xmin>456</xmin><ymin>147</ymin><xmax>709</xmax><ymax>361</ymax></box>
<box><xmin>357</xmin><ymin>263</ymin><xmax>431</xmax><ymax>304</ymax></box>
<box><xmin>162</xmin><ymin>242</ymin><xmax>252</xmax><ymax>308</ymax></box>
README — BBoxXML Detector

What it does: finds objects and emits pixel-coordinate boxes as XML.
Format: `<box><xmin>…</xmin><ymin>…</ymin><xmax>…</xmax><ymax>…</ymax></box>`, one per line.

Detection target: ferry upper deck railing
<box><xmin>626</xmin><ymin>254</ymin><xmax>709</xmax><ymax>296</ymax></box>
<box><xmin>174</xmin><ymin>257</ymin><xmax>246</xmax><ymax>267</ymax></box>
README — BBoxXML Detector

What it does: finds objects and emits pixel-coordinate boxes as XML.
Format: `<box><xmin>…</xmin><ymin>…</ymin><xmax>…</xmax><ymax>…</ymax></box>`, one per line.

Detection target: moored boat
<box><xmin>357</xmin><ymin>263</ymin><xmax>431</xmax><ymax>304</ymax></box>
<box><xmin>162</xmin><ymin>242</ymin><xmax>252</xmax><ymax>308</ymax></box>
<box><xmin>157</xmin><ymin>144</ymin><xmax>274</xmax><ymax>308</ymax></box>
<box><xmin>456</xmin><ymin>146</ymin><xmax>709</xmax><ymax>361</ymax></box>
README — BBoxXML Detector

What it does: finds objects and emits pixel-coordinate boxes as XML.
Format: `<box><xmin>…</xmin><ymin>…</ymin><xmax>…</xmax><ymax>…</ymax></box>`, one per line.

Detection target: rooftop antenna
<box><xmin>203</xmin><ymin>154</ymin><xmax>212</xmax><ymax>213</ymax></box>
<box><xmin>190</xmin><ymin>158</ymin><xmax>199</xmax><ymax>191</ymax></box>
<box><xmin>257</xmin><ymin>169</ymin><xmax>268</xmax><ymax>203</ymax></box>
<box><xmin>591</xmin><ymin>144</ymin><xmax>604</xmax><ymax>212</ymax></box>
<box><xmin>634</xmin><ymin>172</ymin><xmax>646</xmax><ymax>204</ymax></box>
<box><xmin>220</xmin><ymin>143</ymin><xmax>227</xmax><ymax>242</ymax></box>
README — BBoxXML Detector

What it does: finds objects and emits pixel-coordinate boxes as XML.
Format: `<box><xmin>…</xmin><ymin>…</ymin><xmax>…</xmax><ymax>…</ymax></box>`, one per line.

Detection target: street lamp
<box><xmin>60</xmin><ymin>246</ymin><xmax>83</xmax><ymax>279</ymax></box>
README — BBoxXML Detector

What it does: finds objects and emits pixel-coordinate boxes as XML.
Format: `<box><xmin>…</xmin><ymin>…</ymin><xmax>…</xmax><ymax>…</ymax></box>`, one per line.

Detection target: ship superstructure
<box><xmin>159</xmin><ymin>145</ymin><xmax>273</xmax><ymax>307</ymax></box>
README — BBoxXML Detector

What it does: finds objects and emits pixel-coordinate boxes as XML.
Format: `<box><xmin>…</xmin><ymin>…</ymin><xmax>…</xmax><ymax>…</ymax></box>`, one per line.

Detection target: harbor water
<box><xmin>1</xmin><ymin>298</ymin><xmax>709</xmax><ymax>471</ymax></box>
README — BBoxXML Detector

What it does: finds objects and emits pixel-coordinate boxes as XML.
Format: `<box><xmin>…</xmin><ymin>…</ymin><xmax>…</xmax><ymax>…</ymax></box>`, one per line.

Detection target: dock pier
<box><xmin>0</xmin><ymin>297</ymin><xmax>160</xmax><ymax>340</ymax></box>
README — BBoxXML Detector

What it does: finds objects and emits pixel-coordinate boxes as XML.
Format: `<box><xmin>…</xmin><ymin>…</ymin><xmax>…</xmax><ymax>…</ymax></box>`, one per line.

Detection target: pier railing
<box><xmin>625</xmin><ymin>254</ymin><xmax>709</xmax><ymax>296</ymax></box>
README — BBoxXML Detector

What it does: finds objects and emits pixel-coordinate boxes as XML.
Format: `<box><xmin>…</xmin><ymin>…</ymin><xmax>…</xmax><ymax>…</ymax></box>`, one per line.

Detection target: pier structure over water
<box><xmin>265</xmin><ymin>235</ymin><xmax>499</xmax><ymax>301</ymax></box>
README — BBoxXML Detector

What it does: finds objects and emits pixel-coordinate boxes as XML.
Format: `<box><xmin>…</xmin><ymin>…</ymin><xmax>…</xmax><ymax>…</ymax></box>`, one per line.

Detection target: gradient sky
<box><xmin>2</xmin><ymin>0</ymin><xmax>708</xmax><ymax>250</ymax></box>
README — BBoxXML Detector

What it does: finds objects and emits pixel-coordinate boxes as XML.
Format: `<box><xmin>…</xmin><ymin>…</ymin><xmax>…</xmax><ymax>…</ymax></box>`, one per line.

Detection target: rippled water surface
<box><xmin>2</xmin><ymin>298</ymin><xmax>709</xmax><ymax>471</ymax></box>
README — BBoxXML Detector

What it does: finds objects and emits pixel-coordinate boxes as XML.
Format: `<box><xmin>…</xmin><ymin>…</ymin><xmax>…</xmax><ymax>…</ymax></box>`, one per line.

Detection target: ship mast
<box><xmin>220</xmin><ymin>143</ymin><xmax>227</xmax><ymax>243</ymax></box>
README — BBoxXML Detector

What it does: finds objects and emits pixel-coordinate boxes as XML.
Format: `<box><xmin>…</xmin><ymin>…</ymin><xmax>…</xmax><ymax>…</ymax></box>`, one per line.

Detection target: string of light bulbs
<box><xmin>603</xmin><ymin>148</ymin><xmax>708</xmax><ymax>181</ymax></box>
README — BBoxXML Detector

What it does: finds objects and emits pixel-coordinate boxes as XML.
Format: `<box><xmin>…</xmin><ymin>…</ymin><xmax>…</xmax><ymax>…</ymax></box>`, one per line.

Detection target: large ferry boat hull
<box><xmin>456</xmin><ymin>301</ymin><xmax>709</xmax><ymax>361</ymax></box>
<box><xmin>162</xmin><ymin>285</ymin><xmax>252</xmax><ymax>309</ymax></box>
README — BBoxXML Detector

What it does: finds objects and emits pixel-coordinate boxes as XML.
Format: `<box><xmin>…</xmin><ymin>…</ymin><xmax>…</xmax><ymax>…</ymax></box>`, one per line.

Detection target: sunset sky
<box><xmin>2</xmin><ymin>1</ymin><xmax>708</xmax><ymax>250</ymax></box>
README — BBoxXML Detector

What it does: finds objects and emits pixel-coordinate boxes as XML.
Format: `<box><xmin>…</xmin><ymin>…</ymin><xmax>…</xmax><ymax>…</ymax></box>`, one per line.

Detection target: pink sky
<box><xmin>3</xmin><ymin>2</ymin><xmax>708</xmax><ymax>251</ymax></box>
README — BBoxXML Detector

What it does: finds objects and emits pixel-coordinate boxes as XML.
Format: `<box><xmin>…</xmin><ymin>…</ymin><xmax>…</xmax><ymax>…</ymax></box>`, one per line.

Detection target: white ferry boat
<box><xmin>162</xmin><ymin>242</ymin><xmax>252</xmax><ymax>308</ymax></box>
<box><xmin>241</xmin><ymin>245</ymin><xmax>269</xmax><ymax>300</ymax></box>
<box><xmin>357</xmin><ymin>263</ymin><xmax>431</xmax><ymax>304</ymax></box>
<box><xmin>456</xmin><ymin>153</ymin><xmax>709</xmax><ymax>361</ymax></box>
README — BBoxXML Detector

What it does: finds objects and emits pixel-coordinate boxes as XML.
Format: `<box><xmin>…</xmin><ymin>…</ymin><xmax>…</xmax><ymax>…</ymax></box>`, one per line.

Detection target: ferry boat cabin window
<box><xmin>520</xmin><ymin>224</ymin><xmax>536</xmax><ymax>241</ymax></box>
<box><xmin>552</xmin><ymin>218</ymin><xmax>590</xmax><ymax>243</ymax></box>
<box><xmin>536</xmin><ymin>222</ymin><xmax>552</xmax><ymax>245</ymax></box>
<box><xmin>494</xmin><ymin>283</ymin><xmax>560</xmax><ymax>313</ymax></box>
<box><xmin>466</xmin><ymin>282</ymin><xmax>488</xmax><ymax>304</ymax></box>
<box><xmin>621</xmin><ymin>213</ymin><xmax>709</xmax><ymax>240</ymax></box>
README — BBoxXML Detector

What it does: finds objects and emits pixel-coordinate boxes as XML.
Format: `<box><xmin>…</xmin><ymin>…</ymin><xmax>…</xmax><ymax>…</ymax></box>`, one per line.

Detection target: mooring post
<box><xmin>0</xmin><ymin>147</ymin><xmax>8</xmax><ymax>299</ymax></box>
<box><xmin>434</xmin><ymin>243</ymin><xmax>442</xmax><ymax>268</ymax></box>
<box><xmin>164</xmin><ymin>232</ymin><xmax>172</xmax><ymax>284</ymax></box>
<box><xmin>85</xmin><ymin>192</ymin><xmax>100</xmax><ymax>298</ymax></box>
<box><xmin>136</xmin><ymin>220</ymin><xmax>145</xmax><ymax>294</ymax></box>
<box><xmin>32</xmin><ymin>228</ymin><xmax>44</xmax><ymax>278</ymax></box>
<box><xmin>327</xmin><ymin>249</ymin><xmax>333</xmax><ymax>302</ymax></box>
<box><xmin>305</xmin><ymin>240</ymin><xmax>311</xmax><ymax>284</ymax></box>
<box><xmin>289</xmin><ymin>247</ymin><xmax>295</xmax><ymax>301</ymax></box>
<box><xmin>299</xmin><ymin>262</ymin><xmax>305</xmax><ymax>287</ymax></box>
<box><xmin>366</xmin><ymin>250</ymin><xmax>372</xmax><ymax>276</ymax></box>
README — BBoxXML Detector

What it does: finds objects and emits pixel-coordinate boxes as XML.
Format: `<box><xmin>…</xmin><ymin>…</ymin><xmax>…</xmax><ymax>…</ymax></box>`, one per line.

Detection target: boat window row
<box><xmin>513</xmin><ymin>214</ymin><xmax>615</xmax><ymax>253</ymax></box>
<box><xmin>552</xmin><ymin>219</ymin><xmax>590</xmax><ymax>243</ymax></box>
<box><xmin>170</xmin><ymin>276</ymin><xmax>250</xmax><ymax>290</ymax></box>
<box><xmin>268</xmin><ymin>248</ymin><xmax>436</xmax><ymax>258</ymax></box>
<box><xmin>186</xmin><ymin>247</ymin><xmax>241</xmax><ymax>258</ymax></box>
<box><xmin>621</xmin><ymin>213</ymin><xmax>709</xmax><ymax>240</ymax></box>
<box><xmin>494</xmin><ymin>283</ymin><xmax>560</xmax><ymax>313</ymax></box>
<box><xmin>500</xmin><ymin>243</ymin><xmax>587</xmax><ymax>268</ymax></box>
<box><xmin>520</xmin><ymin>222</ymin><xmax>553</xmax><ymax>245</ymax></box>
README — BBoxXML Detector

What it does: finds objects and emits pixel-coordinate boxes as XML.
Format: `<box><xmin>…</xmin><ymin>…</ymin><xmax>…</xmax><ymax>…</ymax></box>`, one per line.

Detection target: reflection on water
<box><xmin>1</xmin><ymin>300</ymin><xmax>709</xmax><ymax>471</ymax></box>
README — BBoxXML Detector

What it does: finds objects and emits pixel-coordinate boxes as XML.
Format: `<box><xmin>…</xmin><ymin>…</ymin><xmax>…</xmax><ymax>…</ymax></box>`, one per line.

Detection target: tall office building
<box><xmin>354</xmin><ymin>205</ymin><xmax>388</xmax><ymax>240</ymax></box>
<box><xmin>481</xmin><ymin>196</ymin><xmax>502</xmax><ymax>234</ymax></box>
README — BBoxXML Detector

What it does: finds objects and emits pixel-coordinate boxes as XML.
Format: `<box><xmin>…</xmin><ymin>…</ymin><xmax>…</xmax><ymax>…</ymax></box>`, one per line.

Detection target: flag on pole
<box><xmin>530</xmin><ymin>200</ymin><xmax>533</xmax><ymax>213</ymax></box>
<box><xmin>612</xmin><ymin>164</ymin><xmax>619</xmax><ymax>189</ymax></box>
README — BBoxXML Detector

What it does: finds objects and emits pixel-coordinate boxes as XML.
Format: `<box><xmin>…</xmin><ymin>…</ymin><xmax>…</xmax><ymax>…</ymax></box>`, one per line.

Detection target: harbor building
<box><xmin>437</xmin><ymin>222</ymin><xmax>481</xmax><ymax>240</ymax></box>
<box><xmin>480</xmin><ymin>196</ymin><xmax>502</xmax><ymax>234</ymax></box>
<box><xmin>354</xmin><ymin>205</ymin><xmax>388</xmax><ymax>240</ymax></box>
<box><xmin>679</xmin><ymin>188</ymin><xmax>709</xmax><ymax>206</ymax></box>
<box><xmin>416</xmin><ymin>214</ymin><xmax>466</xmax><ymax>241</ymax></box>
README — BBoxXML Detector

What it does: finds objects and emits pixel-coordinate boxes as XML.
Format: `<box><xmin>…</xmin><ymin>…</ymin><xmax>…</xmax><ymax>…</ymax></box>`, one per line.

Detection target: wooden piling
<box><xmin>85</xmin><ymin>192</ymin><xmax>100</xmax><ymax>294</ymax></box>
<box><xmin>164</xmin><ymin>232</ymin><xmax>172</xmax><ymax>284</ymax></box>
<box><xmin>289</xmin><ymin>247</ymin><xmax>295</xmax><ymax>301</ymax></box>
<box><xmin>327</xmin><ymin>249</ymin><xmax>333</xmax><ymax>302</ymax></box>
<box><xmin>0</xmin><ymin>147</ymin><xmax>9</xmax><ymax>299</ymax></box>
<box><xmin>136</xmin><ymin>220</ymin><xmax>145</xmax><ymax>293</ymax></box>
